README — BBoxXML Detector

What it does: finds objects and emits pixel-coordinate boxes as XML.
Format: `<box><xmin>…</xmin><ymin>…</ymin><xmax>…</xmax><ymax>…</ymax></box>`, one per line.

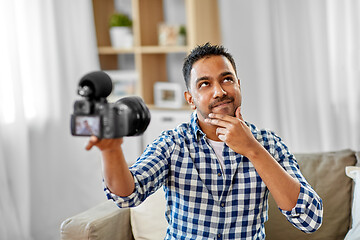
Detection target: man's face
<box><xmin>185</xmin><ymin>55</ymin><xmax>242</xmax><ymax>122</ymax></box>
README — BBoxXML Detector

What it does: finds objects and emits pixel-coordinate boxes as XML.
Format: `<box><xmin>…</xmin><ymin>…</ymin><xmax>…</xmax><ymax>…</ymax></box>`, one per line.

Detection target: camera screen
<box><xmin>74</xmin><ymin>116</ymin><xmax>100</xmax><ymax>136</ymax></box>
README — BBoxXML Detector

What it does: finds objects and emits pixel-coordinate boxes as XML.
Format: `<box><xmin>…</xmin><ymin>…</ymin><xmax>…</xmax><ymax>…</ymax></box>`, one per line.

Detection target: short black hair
<box><xmin>182</xmin><ymin>43</ymin><xmax>237</xmax><ymax>90</ymax></box>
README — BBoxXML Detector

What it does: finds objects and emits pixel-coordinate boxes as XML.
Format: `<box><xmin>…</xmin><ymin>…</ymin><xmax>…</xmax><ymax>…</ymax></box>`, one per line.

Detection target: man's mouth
<box><xmin>209</xmin><ymin>97</ymin><xmax>234</xmax><ymax>110</ymax></box>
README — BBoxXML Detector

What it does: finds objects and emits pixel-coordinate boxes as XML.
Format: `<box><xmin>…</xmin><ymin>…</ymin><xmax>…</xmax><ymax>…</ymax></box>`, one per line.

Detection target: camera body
<box><xmin>70</xmin><ymin>71</ymin><xmax>150</xmax><ymax>139</ymax></box>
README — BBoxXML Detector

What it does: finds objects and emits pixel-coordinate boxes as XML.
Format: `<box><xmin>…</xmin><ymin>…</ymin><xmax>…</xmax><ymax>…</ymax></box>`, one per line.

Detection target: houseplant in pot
<box><xmin>177</xmin><ymin>25</ymin><xmax>186</xmax><ymax>46</ymax></box>
<box><xmin>109</xmin><ymin>12</ymin><xmax>133</xmax><ymax>48</ymax></box>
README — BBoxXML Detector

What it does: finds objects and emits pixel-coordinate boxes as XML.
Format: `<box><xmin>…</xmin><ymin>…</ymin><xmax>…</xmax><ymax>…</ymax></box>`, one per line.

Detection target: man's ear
<box><xmin>184</xmin><ymin>91</ymin><xmax>196</xmax><ymax>110</ymax></box>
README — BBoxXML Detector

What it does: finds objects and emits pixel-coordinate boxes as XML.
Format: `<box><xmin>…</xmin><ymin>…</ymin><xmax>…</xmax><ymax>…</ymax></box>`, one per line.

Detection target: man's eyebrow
<box><xmin>195</xmin><ymin>76</ymin><xmax>210</xmax><ymax>84</ymax></box>
<box><xmin>220</xmin><ymin>71</ymin><xmax>235</xmax><ymax>78</ymax></box>
<box><xmin>195</xmin><ymin>71</ymin><xmax>235</xmax><ymax>84</ymax></box>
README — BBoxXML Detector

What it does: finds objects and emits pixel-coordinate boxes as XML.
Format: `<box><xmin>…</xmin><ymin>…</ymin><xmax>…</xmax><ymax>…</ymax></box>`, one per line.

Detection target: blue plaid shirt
<box><xmin>105</xmin><ymin>111</ymin><xmax>323</xmax><ymax>239</ymax></box>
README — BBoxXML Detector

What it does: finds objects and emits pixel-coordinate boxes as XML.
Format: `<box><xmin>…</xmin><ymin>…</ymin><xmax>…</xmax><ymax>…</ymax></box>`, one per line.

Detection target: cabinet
<box><xmin>143</xmin><ymin>109</ymin><xmax>192</xmax><ymax>147</ymax></box>
<box><xmin>123</xmin><ymin>109</ymin><xmax>193</xmax><ymax>164</ymax></box>
<box><xmin>92</xmin><ymin>0</ymin><xmax>221</xmax><ymax>107</ymax></box>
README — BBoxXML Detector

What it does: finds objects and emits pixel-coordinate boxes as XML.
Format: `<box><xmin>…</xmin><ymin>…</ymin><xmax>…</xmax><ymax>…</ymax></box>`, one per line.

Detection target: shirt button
<box><xmin>221</xmin><ymin>202</ymin><xmax>225</xmax><ymax>207</ymax></box>
<box><xmin>217</xmin><ymin>172</ymin><xmax>221</xmax><ymax>177</ymax></box>
<box><xmin>217</xmin><ymin>233</ymin><xmax>221</xmax><ymax>238</ymax></box>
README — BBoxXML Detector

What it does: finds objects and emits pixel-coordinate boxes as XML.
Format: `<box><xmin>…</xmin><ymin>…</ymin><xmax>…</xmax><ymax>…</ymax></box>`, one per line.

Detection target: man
<box><xmin>86</xmin><ymin>43</ymin><xmax>323</xmax><ymax>239</ymax></box>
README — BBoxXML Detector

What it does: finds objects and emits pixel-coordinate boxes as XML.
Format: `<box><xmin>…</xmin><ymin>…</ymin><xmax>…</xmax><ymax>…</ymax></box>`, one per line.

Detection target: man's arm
<box><xmin>205</xmin><ymin>108</ymin><xmax>300</xmax><ymax>211</ymax></box>
<box><xmin>86</xmin><ymin>136</ymin><xmax>135</xmax><ymax>197</ymax></box>
<box><xmin>206</xmin><ymin>108</ymin><xmax>322</xmax><ymax>233</ymax></box>
<box><xmin>241</xmin><ymin>145</ymin><xmax>301</xmax><ymax>211</ymax></box>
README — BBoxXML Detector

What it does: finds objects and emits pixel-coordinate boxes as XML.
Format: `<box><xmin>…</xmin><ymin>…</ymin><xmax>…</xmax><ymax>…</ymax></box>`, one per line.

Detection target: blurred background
<box><xmin>0</xmin><ymin>0</ymin><xmax>359</xmax><ymax>239</ymax></box>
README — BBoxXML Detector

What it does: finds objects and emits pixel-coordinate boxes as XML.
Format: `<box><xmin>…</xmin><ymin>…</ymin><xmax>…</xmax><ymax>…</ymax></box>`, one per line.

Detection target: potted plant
<box><xmin>109</xmin><ymin>12</ymin><xmax>133</xmax><ymax>48</ymax></box>
<box><xmin>177</xmin><ymin>25</ymin><xmax>186</xmax><ymax>46</ymax></box>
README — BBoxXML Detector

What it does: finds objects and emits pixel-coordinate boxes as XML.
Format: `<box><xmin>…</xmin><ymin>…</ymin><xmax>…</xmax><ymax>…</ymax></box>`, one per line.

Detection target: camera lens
<box><xmin>115</xmin><ymin>96</ymin><xmax>151</xmax><ymax>136</ymax></box>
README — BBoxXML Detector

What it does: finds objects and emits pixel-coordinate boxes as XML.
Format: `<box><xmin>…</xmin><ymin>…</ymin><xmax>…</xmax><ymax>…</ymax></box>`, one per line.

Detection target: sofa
<box><xmin>60</xmin><ymin>149</ymin><xmax>359</xmax><ymax>240</ymax></box>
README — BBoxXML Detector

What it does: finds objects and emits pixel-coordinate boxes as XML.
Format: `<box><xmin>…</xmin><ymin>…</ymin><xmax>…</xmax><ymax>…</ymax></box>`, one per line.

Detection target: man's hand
<box><xmin>205</xmin><ymin>107</ymin><xmax>262</xmax><ymax>158</ymax></box>
<box><xmin>207</xmin><ymin>107</ymin><xmax>301</xmax><ymax>211</ymax></box>
<box><xmin>85</xmin><ymin>136</ymin><xmax>134</xmax><ymax>197</ymax></box>
<box><xmin>85</xmin><ymin>136</ymin><xmax>123</xmax><ymax>152</ymax></box>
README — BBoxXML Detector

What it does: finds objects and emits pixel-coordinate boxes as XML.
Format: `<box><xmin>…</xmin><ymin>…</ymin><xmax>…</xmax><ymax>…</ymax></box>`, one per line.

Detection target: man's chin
<box><xmin>210</xmin><ymin>106</ymin><xmax>236</xmax><ymax>116</ymax></box>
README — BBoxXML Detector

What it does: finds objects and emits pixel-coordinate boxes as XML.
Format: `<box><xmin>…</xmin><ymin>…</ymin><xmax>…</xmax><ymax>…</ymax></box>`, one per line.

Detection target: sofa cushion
<box><xmin>130</xmin><ymin>188</ymin><xmax>168</xmax><ymax>240</ymax></box>
<box><xmin>344</xmin><ymin>166</ymin><xmax>360</xmax><ymax>239</ymax></box>
<box><xmin>60</xmin><ymin>200</ymin><xmax>132</xmax><ymax>240</ymax></box>
<box><xmin>265</xmin><ymin>149</ymin><xmax>357</xmax><ymax>240</ymax></box>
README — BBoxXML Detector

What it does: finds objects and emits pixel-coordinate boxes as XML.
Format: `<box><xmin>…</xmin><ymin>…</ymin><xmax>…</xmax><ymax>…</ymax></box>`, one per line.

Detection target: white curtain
<box><xmin>0</xmin><ymin>1</ymin><xmax>105</xmax><ymax>239</ymax></box>
<box><xmin>1</xmin><ymin>0</ymin><xmax>359</xmax><ymax>239</ymax></box>
<box><xmin>220</xmin><ymin>0</ymin><xmax>360</xmax><ymax>153</ymax></box>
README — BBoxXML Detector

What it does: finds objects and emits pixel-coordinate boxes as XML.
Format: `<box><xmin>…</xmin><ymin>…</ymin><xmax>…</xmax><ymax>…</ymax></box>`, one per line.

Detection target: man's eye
<box><xmin>223</xmin><ymin>78</ymin><xmax>234</xmax><ymax>83</ymax></box>
<box><xmin>199</xmin><ymin>82</ymin><xmax>209</xmax><ymax>88</ymax></box>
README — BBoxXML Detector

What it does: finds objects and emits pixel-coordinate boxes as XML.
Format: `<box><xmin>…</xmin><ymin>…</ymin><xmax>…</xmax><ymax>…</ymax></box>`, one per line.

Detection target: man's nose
<box><xmin>213</xmin><ymin>83</ymin><xmax>227</xmax><ymax>98</ymax></box>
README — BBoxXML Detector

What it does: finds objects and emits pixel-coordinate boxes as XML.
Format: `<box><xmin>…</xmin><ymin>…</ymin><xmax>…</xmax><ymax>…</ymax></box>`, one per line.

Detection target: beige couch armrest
<box><xmin>60</xmin><ymin>200</ymin><xmax>133</xmax><ymax>240</ymax></box>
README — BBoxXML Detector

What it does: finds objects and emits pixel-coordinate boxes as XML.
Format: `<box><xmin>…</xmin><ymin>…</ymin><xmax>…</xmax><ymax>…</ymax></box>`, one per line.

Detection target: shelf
<box><xmin>98</xmin><ymin>45</ymin><xmax>189</xmax><ymax>55</ymax></box>
<box><xmin>139</xmin><ymin>45</ymin><xmax>189</xmax><ymax>54</ymax></box>
<box><xmin>92</xmin><ymin>0</ymin><xmax>221</xmax><ymax>105</ymax></box>
<box><xmin>98</xmin><ymin>46</ymin><xmax>136</xmax><ymax>54</ymax></box>
<box><xmin>147</xmin><ymin>104</ymin><xmax>191</xmax><ymax>111</ymax></box>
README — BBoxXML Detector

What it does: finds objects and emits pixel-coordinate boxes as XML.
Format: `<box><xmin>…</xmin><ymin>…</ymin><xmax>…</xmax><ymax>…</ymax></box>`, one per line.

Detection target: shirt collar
<box><xmin>190</xmin><ymin>111</ymin><xmax>206</xmax><ymax>141</ymax></box>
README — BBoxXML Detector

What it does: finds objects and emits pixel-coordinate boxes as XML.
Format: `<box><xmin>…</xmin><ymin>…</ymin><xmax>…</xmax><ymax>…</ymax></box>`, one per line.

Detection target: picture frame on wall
<box><xmin>154</xmin><ymin>82</ymin><xmax>183</xmax><ymax>109</ymax></box>
<box><xmin>158</xmin><ymin>23</ymin><xmax>187</xmax><ymax>46</ymax></box>
<box><xmin>158</xmin><ymin>23</ymin><xmax>179</xmax><ymax>46</ymax></box>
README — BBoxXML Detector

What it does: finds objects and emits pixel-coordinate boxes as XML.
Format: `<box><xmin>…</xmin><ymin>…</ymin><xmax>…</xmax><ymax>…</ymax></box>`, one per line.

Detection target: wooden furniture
<box><xmin>92</xmin><ymin>0</ymin><xmax>221</xmax><ymax>106</ymax></box>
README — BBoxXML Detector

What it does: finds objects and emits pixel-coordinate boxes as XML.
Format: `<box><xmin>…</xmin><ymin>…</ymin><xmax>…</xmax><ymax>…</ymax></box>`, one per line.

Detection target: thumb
<box><xmin>236</xmin><ymin>106</ymin><xmax>244</xmax><ymax>121</ymax></box>
<box><xmin>85</xmin><ymin>136</ymin><xmax>99</xmax><ymax>151</ymax></box>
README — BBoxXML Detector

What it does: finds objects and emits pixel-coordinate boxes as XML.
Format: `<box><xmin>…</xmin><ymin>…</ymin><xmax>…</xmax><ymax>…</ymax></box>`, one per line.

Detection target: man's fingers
<box><xmin>218</xmin><ymin>134</ymin><xmax>226</xmax><ymax>142</ymax></box>
<box><xmin>216</xmin><ymin>127</ymin><xmax>228</xmax><ymax>136</ymax></box>
<box><xmin>208</xmin><ymin>113</ymin><xmax>226</xmax><ymax>120</ymax></box>
<box><xmin>205</xmin><ymin>117</ymin><xmax>229</xmax><ymax>128</ymax></box>
<box><xmin>85</xmin><ymin>136</ymin><xmax>99</xmax><ymax>151</ymax></box>
<box><xmin>206</xmin><ymin>112</ymin><xmax>241</xmax><ymax>127</ymax></box>
<box><xmin>85</xmin><ymin>141</ymin><xmax>94</xmax><ymax>151</ymax></box>
<box><xmin>235</xmin><ymin>107</ymin><xmax>244</xmax><ymax>121</ymax></box>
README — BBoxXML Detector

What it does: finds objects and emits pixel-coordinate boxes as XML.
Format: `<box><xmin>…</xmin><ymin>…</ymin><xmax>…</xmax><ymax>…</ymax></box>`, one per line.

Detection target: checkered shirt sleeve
<box><xmin>251</xmin><ymin>126</ymin><xmax>323</xmax><ymax>233</ymax></box>
<box><xmin>104</xmin><ymin>112</ymin><xmax>323</xmax><ymax>239</ymax></box>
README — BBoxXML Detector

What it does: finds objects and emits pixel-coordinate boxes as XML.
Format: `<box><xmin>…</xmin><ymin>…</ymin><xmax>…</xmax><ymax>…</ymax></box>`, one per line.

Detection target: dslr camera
<box><xmin>70</xmin><ymin>71</ymin><xmax>150</xmax><ymax>138</ymax></box>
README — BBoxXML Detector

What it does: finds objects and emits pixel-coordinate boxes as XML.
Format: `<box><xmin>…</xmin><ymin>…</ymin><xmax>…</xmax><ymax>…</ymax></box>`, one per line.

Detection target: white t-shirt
<box><xmin>207</xmin><ymin>138</ymin><xmax>225</xmax><ymax>171</ymax></box>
